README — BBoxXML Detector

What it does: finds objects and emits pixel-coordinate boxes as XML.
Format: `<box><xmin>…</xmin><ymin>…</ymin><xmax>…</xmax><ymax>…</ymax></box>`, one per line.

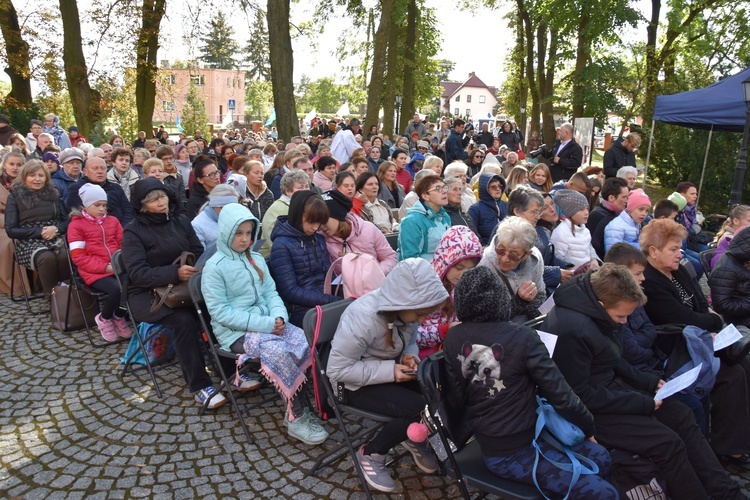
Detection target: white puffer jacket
<box><xmin>550</xmin><ymin>218</ymin><xmax>598</xmax><ymax>266</ymax></box>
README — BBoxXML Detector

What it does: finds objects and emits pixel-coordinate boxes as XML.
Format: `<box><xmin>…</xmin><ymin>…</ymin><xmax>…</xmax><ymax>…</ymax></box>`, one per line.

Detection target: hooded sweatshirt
<box><xmin>417</xmin><ymin>226</ymin><xmax>482</xmax><ymax>357</ymax></box>
<box><xmin>322</xmin><ymin>212</ymin><xmax>398</xmax><ymax>275</ymax></box>
<box><xmin>468</xmin><ymin>173</ymin><xmax>508</xmax><ymax>246</ymax></box>
<box><xmin>542</xmin><ymin>273</ymin><xmax>660</xmax><ymax>415</ymax></box>
<box><xmin>201</xmin><ymin>204</ymin><xmax>288</xmax><ymax>350</ymax></box>
<box><xmin>443</xmin><ymin>266</ymin><xmax>594</xmax><ymax>456</ymax></box>
<box><xmin>327</xmin><ymin>258</ymin><xmax>449</xmax><ymax>392</ymax></box>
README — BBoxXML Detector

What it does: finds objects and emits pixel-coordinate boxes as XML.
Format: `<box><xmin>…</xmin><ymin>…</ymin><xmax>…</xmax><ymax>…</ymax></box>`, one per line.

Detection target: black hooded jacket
<box><xmin>709</xmin><ymin>230</ymin><xmax>750</xmax><ymax>327</ymax></box>
<box><xmin>121</xmin><ymin>178</ymin><xmax>204</xmax><ymax>315</ymax></box>
<box><xmin>542</xmin><ymin>273</ymin><xmax>659</xmax><ymax>415</ymax></box>
<box><xmin>443</xmin><ymin>267</ymin><xmax>594</xmax><ymax>457</ymax></box>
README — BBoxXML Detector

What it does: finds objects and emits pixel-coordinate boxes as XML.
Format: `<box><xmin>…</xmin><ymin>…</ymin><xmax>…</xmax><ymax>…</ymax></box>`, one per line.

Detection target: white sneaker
<box><xmin>230</xmin><ymin>373</ymin><xmax>262</xmax><ymax>392</ymax></box>
<box><xmin>194</xmin><ymin>386</ymin><xmax>227</xmax><ymax>410</ymax></box>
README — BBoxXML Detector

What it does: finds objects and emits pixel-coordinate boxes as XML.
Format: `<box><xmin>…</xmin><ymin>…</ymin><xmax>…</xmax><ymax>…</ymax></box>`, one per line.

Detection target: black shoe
<box><xmin>720</xmin><ymin>454</ymin><xmax>750</xmax><ymax>468</ymax></box>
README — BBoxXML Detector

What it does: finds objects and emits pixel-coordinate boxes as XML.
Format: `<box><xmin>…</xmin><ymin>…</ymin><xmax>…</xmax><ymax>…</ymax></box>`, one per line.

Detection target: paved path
<box><xmin>0</xmin><ymin>292</ymin><xmax>748</xmax><ymax>499</ymax></box>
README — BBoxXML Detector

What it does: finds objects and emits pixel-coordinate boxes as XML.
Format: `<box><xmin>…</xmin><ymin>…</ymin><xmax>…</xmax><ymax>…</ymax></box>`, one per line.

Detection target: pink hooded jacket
<box><xmin>323</xmin><ymin>213</ymin><xmax>398</xmax><ymax>275</ymax></box>
<box><xmin>416</xmin><ymin>226</ymin><xmax>483</xmax><ymax>358</ymax></box>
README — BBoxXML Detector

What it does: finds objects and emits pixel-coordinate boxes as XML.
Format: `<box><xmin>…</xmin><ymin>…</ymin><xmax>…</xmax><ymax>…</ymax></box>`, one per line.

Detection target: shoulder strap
<box><xmin>310</xmin><ymin>305</ymin><xmax>329</xmax><ymax>420</ymax></box>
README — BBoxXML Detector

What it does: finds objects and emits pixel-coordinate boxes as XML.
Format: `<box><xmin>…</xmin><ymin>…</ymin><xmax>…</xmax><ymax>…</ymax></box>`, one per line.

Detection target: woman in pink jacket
<box><xmin>416</xmin><ymin>226</ymin><xmax>483</xmax><ymax>358</ymax></box>
<box><xmin>67</xmin><ymin>184</ymin><xmax>132</xmax><ymax>342</ymax></box>
<box><xmin>320</xmin><ymin>190</ymin><xmax>398</xmax><ymax>275</ymax></box>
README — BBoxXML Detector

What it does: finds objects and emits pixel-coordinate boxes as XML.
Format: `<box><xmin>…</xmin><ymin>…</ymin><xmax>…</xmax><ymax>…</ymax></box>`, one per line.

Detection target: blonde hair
<box><xmin>142</xmin><ymin>158</ymin><xmax>164</xmax><ymax>175</ymax></box>
<box><xmin>13</xmin><ymin>160</ymin><xmax>49</xmax><ymax>188</ymax></box>
<box><xmin>716</xmin><ymin>204</ymin><xmax>750</xmax><ymax>243</ymax></box>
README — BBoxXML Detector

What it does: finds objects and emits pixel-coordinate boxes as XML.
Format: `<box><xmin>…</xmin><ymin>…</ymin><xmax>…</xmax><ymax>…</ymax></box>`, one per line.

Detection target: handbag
<box><xmin>50</xmin><ymin>283</ymin><xmax>98</xmax><ymax>332</ymax></box>
<box><xmin>150</xmin><ymin>252</ymin><xmax>195</xmax><ymax>313</ymax></box>
<box><xmin>532</xmin><ymin>396</ymin><xmax>598</xmax><ymax>500</ymax></box>
<box><xmin>119</xmin><ymin>322</ymin><xmax>175</xmax><ymax>366</ymax></box>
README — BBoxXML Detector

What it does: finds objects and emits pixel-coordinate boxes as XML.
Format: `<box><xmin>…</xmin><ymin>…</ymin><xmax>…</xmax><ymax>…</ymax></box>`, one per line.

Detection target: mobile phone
<box><xmin>402</xmin><ymin>369</ymin><xmax>417</xmax><ymax>375</ymax></box>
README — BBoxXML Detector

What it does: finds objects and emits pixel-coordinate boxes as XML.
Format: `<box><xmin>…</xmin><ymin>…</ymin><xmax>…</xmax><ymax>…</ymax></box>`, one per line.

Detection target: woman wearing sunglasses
<box><xmin>464</xmin><ymin>150</ymin><xmax>485</xmax><ymax>178</ymax></box>
<box><xmin>478</xmin><ymin>216</ymin><xmax>546</xmax><ymax>322</ymax></box>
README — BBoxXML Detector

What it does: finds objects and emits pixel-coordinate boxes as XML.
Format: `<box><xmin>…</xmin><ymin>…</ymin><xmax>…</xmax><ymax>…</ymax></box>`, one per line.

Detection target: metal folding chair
<box><xmin>699</xmin><ymin>248</ymin><xmax>716</xmax><ymax>278</ymax></box>
<box><xmin>111</xmin><ymin>250</ymin><xmax>169</xmax><ymax>399</ymax></box>
<box><xmin>418</xmin><ymin>353</ymin><xmax>542</xmax><ymax>500</ymax></box>
<box><xmin>9</xmin><ymin>239</ymin><xmax>44</xmax><ymax>314</ymax></box>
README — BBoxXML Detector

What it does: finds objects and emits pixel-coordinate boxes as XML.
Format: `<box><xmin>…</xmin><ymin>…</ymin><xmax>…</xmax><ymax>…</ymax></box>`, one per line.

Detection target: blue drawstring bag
<box><xmin>119</xmin><ymin>322</ymin><xmax>175</xmax><ymax>366</ymax></box>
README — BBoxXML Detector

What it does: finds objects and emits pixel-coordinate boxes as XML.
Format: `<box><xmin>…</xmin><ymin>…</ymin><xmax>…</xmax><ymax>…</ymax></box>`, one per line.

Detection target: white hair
<box><xmin>617</xmin><ymin>166</ymin><xmax>638</xmax><ymax>178</ymax></box>
<box><xmin>494</xmin><ymin>216</ymin><xmax>537</xmax><ymax>253</ymax></box>
<box><xmin>444</xmin><ymin>162</ymin><xmax>468</xmax><ymax>179</ymax></box>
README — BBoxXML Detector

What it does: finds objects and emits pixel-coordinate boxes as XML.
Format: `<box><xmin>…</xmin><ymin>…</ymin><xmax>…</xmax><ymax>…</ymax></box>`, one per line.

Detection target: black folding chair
<box><xmin>9</xmin><ymin>239</ymin><xmax>44</xmax><ymax>314</ymax></box>
<box><xmin>62</xmin><ymin>242</ymin><xmax>129</xmax><ymax>347</ymax></box>
<box><xmin>418</xmin><ymin>353</ymin><xmax>542</xmax><ymax>500</ymax></box>
<box><xmin>523</xmin><ymin>315</ymin><xmax>547</xmax><ymax>329</ymax></box>
<box><xmin>111</xmin><ymin>250</ymin><xmax>169</xmax><ymax>399</ymax></box>
<box><xmin>188</xmin><ymin>272</ymin><xmax>272</xmax><ymax>445</ymax></box>
<box><xmin>385</xmin><ymin>233</ymin><xmax>398</xmax><ymax>252</ymax></box>
<box><xmin>699</xmin><ymin>248</ymin><xmax>716</xmax><ymax>277</ymax></box>
<box><xmin>303</xmin><ymin>300</ymin><xmax>408</xmax><ymax>499</ymax></box>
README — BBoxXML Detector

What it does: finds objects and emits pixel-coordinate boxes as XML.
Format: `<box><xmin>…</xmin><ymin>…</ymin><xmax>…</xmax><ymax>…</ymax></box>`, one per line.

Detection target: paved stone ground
<box><xmin>1</xmin><ymin>291</ymin><xmax>749</xmax><ymax>499</ymax></box>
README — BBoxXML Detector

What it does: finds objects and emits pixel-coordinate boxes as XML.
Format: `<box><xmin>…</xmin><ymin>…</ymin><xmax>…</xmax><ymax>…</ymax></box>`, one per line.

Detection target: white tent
<box><xmin>335</xmin><ymin>102</ymin><xmax>350</xmax><ymax>117</ymax></box>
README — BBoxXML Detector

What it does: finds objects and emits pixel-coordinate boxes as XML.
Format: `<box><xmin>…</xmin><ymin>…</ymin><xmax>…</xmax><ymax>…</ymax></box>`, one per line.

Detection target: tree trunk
<box><xmin>541</xmin><ymin>28</ymin><xmax>558</xmax><ymax>146</ymax></box>
<box><xmin>399</xmin><ymin>0</ymin><xmax>417</xmax><ymax>133</ymax></box>
<box><xmin>364</xmin><ymin>0</ymin><xmax>394</xmax><ymax>135</ymax></box>
<box><xmin>514</xmin><ymin>5</ymin><xmax>527</xmax><ymax>147</ymax></box>
<box><xmin>571</xmin><ymin>12</ymin><xmax>590</xmax><ymax>120</ymax></box>
<box><xmin>0</xmin><ymin>0</ymin><xmax>32</xmax><ymax>109</ymax></box>
<box><xmin>135</xmin><ymin>0</ymin><xmax>166</xmax><ymax>136</ymax></box>
<box><xmin>381</xmin><ymin>0</ymin><xmax>400</xmax><ymax>137</ymax></box>
<box><xmin>644</xmin><ymin>0</ymin><xmax>662</xmax><ymax>123</ymax></box>
<box><xmin>59</xmin><ymin>0</ymin><xmax>102</xmax><ymax>137</ymax></box>
<box><xmin>267</xmin><ymin>0</ymin><xmax>298</xmax><ymax>142</ymax></box>
<box><xmin>521</xmin><ymin>8</ymin><xmax>540</xmax><ymax>135</ymax></box>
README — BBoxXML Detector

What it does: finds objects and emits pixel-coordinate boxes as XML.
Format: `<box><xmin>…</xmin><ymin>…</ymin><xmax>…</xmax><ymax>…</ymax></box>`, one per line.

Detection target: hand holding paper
<box><xmin>654</xmin><ymin>363</ymin><xmax>703</xmax><ymax>401</ymax></box>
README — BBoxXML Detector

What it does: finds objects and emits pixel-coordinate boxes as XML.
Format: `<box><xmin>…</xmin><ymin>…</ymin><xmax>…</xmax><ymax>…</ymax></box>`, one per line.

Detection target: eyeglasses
<box><xmin>495</xmin><ymin>245</ymin><xmax>527</xmax><ymax>262</ymax></box>
<box><xmin>418</xmin><ymin>147</ymin><xmax>428</xmax><ymax>151</ymax></box>
<box><xmin>527</xmin><ymin>209</ymin><xmax>545</xmax><ymax>218</ymax></box>
<box><xmin>202</xmin><ymin>170</ymin><xmax>220</xmax><ymax>179</ymax></box>
<box><xmin>475</xmin><ymin>155</ymin><xmax>484</xmax><ymax>159</ymax></box>
<box><xmin>429</xmin><ymin>185</ymin><xmax>448</xmax><ymax>193</ymax></box>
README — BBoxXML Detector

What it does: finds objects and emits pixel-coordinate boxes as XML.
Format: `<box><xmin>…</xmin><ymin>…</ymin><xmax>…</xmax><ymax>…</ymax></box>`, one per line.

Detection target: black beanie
<box><xmin>322</xmin><ymin>190</ymin><xmax>352</xmax><ymax>222</ymax></box>
<box><xmin>288</xmin><ymin>190</ymin><xmax>318</xmax><ymax>232</ymax></box>
<box><xmin>454</xmin><ymin>266</ymin><xmax>512</xmax><ymax>323</ymax></box>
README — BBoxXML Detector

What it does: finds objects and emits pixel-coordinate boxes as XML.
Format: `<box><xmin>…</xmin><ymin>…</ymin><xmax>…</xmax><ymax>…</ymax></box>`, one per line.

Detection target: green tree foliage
<box><xmin>245</xmin><ymin>78</ymin><xmax>273</xmax><ymax>121</ymax></box>
<box><xmin>243</xmin><ymin>8</ymin><xmax>271</xmax><ymax>80</ymax></box>
<box><xmin>98</xmin><ymin>69</ymin><xmax>139</xmax><ymax>142</ymax></box>
<box><xmin>181</xmin><ymin>83</ymin><xmax>210</xmax><ymax>139</ymax></box>
<box><xmin>199</xmin><ymin>11</ymin><xmax>239</xmax><ymax>70</ymax></box>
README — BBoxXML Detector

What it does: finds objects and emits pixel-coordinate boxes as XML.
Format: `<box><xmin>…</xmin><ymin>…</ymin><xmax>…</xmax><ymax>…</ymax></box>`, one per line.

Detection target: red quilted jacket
<box><xmin>67</xmin><ymin>214</ymin><xmax>123</xmax><ymax>286</ymax></box>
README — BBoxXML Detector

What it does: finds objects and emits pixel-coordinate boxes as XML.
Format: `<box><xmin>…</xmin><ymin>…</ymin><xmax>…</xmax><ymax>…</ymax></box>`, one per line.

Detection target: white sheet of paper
<box><xmin>654</xmin><ymin>363</ymin><xmax>702</xmax><ymax>400</ymax></box>
<box><xmin>538</xmin><ymin>293</ymin><xmax>555</xmax><ymax>315</ymax></box>
<box><xmin>536</xmin><ymin>330</ymin><xmax>558</xmax><ymax>357</ymax></box>
<box><xmin>331</xmin><ymin>275</ymin><xmax>343</xmax><ymax>285</ymax></box>
<box><xmin>713</xmin><ymin>324</ymin><xmax>743</xmax><ymax>351</ymax></box>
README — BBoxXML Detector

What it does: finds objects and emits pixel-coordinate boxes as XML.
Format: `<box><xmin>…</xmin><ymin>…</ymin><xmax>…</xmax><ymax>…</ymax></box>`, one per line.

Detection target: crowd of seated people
<box><xmin>4</xmin><ymin>114</ymin><xmax>750</xmax><ymax>497</ymax></box>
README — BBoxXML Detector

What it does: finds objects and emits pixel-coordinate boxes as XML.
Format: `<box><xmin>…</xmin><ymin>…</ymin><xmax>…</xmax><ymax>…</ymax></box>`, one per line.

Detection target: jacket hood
<box><xmin>432</xmin><ymin>226</ymin><xmax>483</xmax><ymax>279</ymax></box>
<box><xmin>726</xmin><ymin>227</ymin><xmax>750</xmax><ymax>261</ymax></box>
<box><xmin>376</xmin><ymin>258</ymin><xmax>448</xmax><ymax>312</ymax></box>
<box><xmin>478</xmin><ymin>173</ymin><xmax>506</xmax><ymax>203</ymax></box>
<box><xmin>130</xmin><ymin>177</ymin><xmax>178</xmax><ymax>215</ymax></box>
<box><xmin>288</xmin><ymin>190</ymin><xmax>319</xmax><ymax>232</ymax></box>
<box><xmin>405</xmin><ymin>199</ymin><xmax>445</xmax><ymax>220</ymax></box>
<box><xmin>553</xmin><ymin>273</ymin><xmax>616</xmax><ymax>332</ymax></box>
<box><xmin>216</xmin><ymin>203</ymin><xmax>260</xmax><ymax>258</ymax></box>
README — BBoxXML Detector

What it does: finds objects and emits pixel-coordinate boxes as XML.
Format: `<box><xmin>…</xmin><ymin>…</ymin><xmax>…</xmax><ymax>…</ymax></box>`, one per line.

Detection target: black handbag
<box><xmin>51</xmin><ymin>284</ymin><xmax>98</xmax><ymax>332</ymax></box>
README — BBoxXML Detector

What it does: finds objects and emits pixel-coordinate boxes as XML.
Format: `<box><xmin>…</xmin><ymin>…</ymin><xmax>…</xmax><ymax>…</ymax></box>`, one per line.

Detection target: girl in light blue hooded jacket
<box><xmin>326</xmin><ymin>258</ymin><xmax>449</xmax><ymax>493</ymax></box>
<box><xmin>201</xmin><ymin>203</ymin><xmax>329</xmax><ymax>446</ymax></box>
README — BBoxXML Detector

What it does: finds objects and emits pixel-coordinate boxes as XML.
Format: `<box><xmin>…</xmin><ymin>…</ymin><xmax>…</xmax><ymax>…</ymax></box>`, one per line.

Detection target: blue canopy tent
<box><xmin>643</xmin><ymin>67</ymin><xmax>750</xmax><ymax>202</ymax></box>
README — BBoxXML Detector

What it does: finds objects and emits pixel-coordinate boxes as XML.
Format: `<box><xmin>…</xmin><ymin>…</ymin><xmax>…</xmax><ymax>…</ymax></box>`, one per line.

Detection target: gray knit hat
<box><xmin>454</xmin><ymin>266</ymin><xmax>511</xmax><ymax>323</ymax></box>
<box><xmin>554</xmin><ymin>189</ymin><xmax>589</xmax><ymax>218</ymax></box>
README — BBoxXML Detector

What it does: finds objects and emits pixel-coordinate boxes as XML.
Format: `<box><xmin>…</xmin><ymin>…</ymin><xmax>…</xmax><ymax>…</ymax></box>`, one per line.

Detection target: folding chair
<box><xmin>189</xmin><ymin>272</ymin><xmax>272</xmax><ymax>445</ymax></box>
<box><xmin>9</xmin><ymin>239</ymin><xmax>44</xmax><ymax>314</ymax></box>
<box><xmin>62</xmin><ymin>242</ymin><xmax>129</xmax><ymax>348</ymax></box>
<box><xmin>303</xmin><ymin>300</ymin><xmax>408</xmax><ymax>499</ymax></box>
<box><xmin>385</xmin><ymin>233</ymin><xmax>398</xmax><ymax>252</ymax></box>
<box><xmin>111</xmin><ymin>250</ymin><xmax>168</xmax><ymax>399</ymax></box>
<box><xmin>418</xmin><ymin>352</ymin><xmax>542</xmax><ymax>500</ymax></box>
<box><xmin>699</xmin><ymin>248</ymin><xmax>716</xmax><ymax>278</ymax></box>
<box><xmin>523</xmin><ymin>315</ymin><xmax>547</xmax><ymax>330</ymax></box>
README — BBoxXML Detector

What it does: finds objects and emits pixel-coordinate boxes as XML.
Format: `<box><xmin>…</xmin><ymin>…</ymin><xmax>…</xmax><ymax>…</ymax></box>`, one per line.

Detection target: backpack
<box><xmin>608</xmin><ymin>449</ymin><xmax>668</xmax><ymax>500</ymax></box>
<box><xmin>324</xmin><ymin>252</ymin><xmax>386</xmax><ymax>299</ymax></box>
<box><xmin>658</xmin><ymin>324</ymin><xmax>719</xmax><ymax>397</ymax></box>
<box><xmin>119</xmin><ymin>322</ymin><xmax>176</xmax><ymax>366</ymax></box>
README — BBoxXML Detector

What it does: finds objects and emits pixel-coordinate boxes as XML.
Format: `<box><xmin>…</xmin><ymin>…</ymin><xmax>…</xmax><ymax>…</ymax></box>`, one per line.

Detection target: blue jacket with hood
<box><xmin>201</xmin><ymin>203</ymin><xmax>288</xmax><ymax>351</ymax></box>
<box><xmin>468</xmin><ymin>173</ymin><xmax>508</xmax><ymax>246</ymax></box>
<box><xmin>269</xmin><ymin>191</ymin><xmax>341</xmax><ymax>326</ymax></box>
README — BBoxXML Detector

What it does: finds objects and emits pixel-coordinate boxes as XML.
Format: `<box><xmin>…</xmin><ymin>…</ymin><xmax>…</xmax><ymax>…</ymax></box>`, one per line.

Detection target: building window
<box><xmin>162</xmin><ymin>100</ymin><xmax>175</xmax><ymax>112</ymax></box>
<box><xmin>455</xmin><ymin>95</ymin><xmax>460</xmax><ymax>102</ymax></box>
<box><xmin>227</xmin><ymin>77</ymin><xmax>231</xmax><ymax>87</ymax></box>
<box><xmin>466</xmin><ymin>95</ymin><xmax>472</xmax><ymax>103</ymax></box>
<box><xmin>190</xmin><ymin>74</ymin><xmax>205</xmax><ymax>86</ymax></box>
<box><xmin>454</xmin><ymin>107</ymin><xmax>459</xmax><ymax>116</ymax></box>
<box><xmin>164</xmin><ymin>74</ymin><xmax>175</xmax><ymax>85</ymax></box>
<box><xmin>479</xmin><ymin>95</ymin><xmax>486</xmax><ymax>104</ymax></box>
<box><xmin>466</xmin><ymin>109</ymin><xmax>471</xmax><ymax>116</ymax></box>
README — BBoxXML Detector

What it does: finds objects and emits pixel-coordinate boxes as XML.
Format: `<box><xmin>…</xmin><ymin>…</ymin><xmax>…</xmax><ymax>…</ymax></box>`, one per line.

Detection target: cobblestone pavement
<box><xmin>1</xmin><ymin>292</ymin><xmax>749</xmax><ymax>499</ymax></box>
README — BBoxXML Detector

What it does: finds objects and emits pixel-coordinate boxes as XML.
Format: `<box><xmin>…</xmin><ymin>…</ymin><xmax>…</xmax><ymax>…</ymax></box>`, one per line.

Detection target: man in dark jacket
<box><xmin>587</xmin><ymin>177</ymin><xmax>629</xmax><ymax>258</ymax></box>
<box><xmin>0</xmin><ymin>114</ymin><xmax>18</xmax><ymax>147</ymax></box>
<box><xmin>543</xmin><ymin>264</ymin><xmax>743</xmax><ymax>500</ymax></box>
<box><xmin>540</xmin><ymin>123</ymin><xmax>582</xmax><ymax>182</ymax></box>
<box><xmin>603</xmin><ymin>133</ymin><xmax>640</xmax><ymax>178</ymax></box>
<box><xmin>476</xmin><ymin>122</ymin><xmax>494</xmax><ymax>148</ymax></box>
<box><xmin>66</xmin><ymin>157</ymin><xmax>133</xmax><ymax>226</ymax></box>
<box><xmin>444</xmin><ymin>119</ymin><xmax>468</xmax><ymax>165</ymax></box>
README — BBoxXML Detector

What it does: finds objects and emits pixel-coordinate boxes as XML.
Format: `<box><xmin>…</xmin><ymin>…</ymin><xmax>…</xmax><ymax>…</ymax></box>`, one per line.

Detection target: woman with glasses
<box><xmin>186</xmin><ymin>156</ymin><xmax>221</xmax><ymax>220</ymax></box>
<box><xmin>397</xmin><ymin>175</ymin><xmax>451</xmax><ymax>261</ymax></box>
<box><xmin>464</xmin><ymin>150</ymin><xmax>484</xmax><ymax>178</ymax></box>
<box><xmin>508</xmin><ymin>186</ymin><xmax>573</xmax><ymax>292</ymax></box>
<box><xmin>478</xmin><ymin>216</ymin><xmax>546</xmax><ymax>322</ymax></box>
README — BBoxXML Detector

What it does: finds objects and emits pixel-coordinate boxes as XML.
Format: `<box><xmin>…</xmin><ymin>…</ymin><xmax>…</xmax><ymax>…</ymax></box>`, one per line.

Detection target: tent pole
<box><xmin>696</xmin><ymin>125</ymin><xmax>713</xmax><ymax>207</ymax></box>
<box><xmin>642</xmin><ymin>119</ymin><xmax>656</xmax><ymax>189</ymax></box>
